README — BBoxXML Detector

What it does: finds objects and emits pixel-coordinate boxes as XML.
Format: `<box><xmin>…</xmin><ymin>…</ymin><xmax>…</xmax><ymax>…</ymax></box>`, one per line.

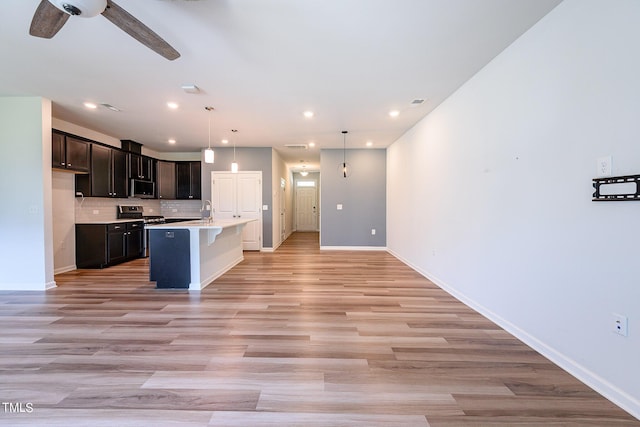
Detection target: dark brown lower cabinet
<box><xmin>76</xmin><ymin>221</ymin><xmax>143</xmax><ymax>268</ymax></box>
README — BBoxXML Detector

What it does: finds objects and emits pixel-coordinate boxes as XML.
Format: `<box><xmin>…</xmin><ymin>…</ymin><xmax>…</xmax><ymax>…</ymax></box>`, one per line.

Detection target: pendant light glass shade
<box><xmin>204</xmin><ymin>148</ymin><xmax>214</xmax><ymax>164</ymax></box>
<box><xmin>204</xmin><ymin>106</ymin><xmax>214</xmax><ymax>164</ymax></box>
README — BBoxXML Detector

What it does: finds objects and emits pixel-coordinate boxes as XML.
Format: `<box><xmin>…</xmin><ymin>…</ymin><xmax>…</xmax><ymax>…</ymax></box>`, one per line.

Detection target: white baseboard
<box><xmin>0</xmin><ymin>281</ymin><xmax>56</xmax><ymax>291</ymax></box>
<box><xmin>387</xmin><ymin>248</ymin><xmax>640</xmax><ymax>421</ymax></box>
<box><xmin>320</xmin><ymin>246</ymin><xmax>388</xmax><ymax>251</ymax></box>
<box><xmin>54</xmin><ymin>264</ymin><xmax>76</xmax><ymax>275</ymax></box>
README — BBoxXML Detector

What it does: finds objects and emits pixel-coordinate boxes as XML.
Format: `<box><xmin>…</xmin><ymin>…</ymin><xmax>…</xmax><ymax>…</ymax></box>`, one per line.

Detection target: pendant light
<box><xmin>203</xmin><ymin>106</ymin><xmax>214</xmax><ymax>164</ymax></box>
<box><xmin>231</xmin><ymin>129</ymin><xmax>239</xmax><ymax>173</ymax></box>
<box><xmin>340</xmin><ymin>130</ymin><xmax>350</xmax><ymax>178</ymax></box>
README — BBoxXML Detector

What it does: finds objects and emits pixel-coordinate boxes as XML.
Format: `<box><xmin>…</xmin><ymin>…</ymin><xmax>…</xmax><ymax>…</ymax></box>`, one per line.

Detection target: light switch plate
<box><xmin>262</xmin><ymin>205</ymin><xmax>269</xmax><ymax>211</ymax></box>
<box><xmin>337</xmin><ymin>204</ymin><xmax>343</xmax><ymax>210</ymax></box>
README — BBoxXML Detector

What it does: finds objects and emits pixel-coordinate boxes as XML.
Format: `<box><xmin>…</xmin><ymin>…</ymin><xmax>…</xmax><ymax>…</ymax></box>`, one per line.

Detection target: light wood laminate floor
<box><xmin>0</xmin><ymin>232</ymin><xmax>637</xmax><ymax>426</ymax></box>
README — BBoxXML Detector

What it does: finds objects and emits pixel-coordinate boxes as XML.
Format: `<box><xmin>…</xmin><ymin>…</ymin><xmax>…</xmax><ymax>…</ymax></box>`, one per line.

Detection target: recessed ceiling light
<box><xmin>308</xmin><ymin>142</ymin><xmax>315</xmax><ymax>148</ymax></box>
<box><xmin>389</xmin><ymin>110</ymin><xmax>400</xmax><ymax>118</ymax></box>
<box><xmin>221</xmin><ymin>139</ymin><xmax>229</xmax><ymax>144</ymax></box>
<box><xmin>303</xmin><ymin>111</ymin><xmax>314</xmax><ymax>118</ymax></box>
<box><xmin>366</xmin><ymin>141</ymin><xmax>373</xmax><ymax>147</ymax></box>
<box><xmin>167</xmin><ymin>102</ymin><xmax>179</xmax><ymax>109</ymax></box>
<box><xmin>168</xmin><ymin>139</ymin><xmax>176</xmax><ymax>144</ymax></box>
<box><xmin>83</xmin><ymin>102</ymin><xmax>97</xmax><ymax>109</ymax></box>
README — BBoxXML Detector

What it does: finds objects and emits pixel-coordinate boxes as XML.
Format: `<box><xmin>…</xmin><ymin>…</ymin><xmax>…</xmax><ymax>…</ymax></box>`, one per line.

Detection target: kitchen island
<box><xmin>146</xmin><ymin>218</ymin><xmax>255</xmax><ymax>290</ymax></box>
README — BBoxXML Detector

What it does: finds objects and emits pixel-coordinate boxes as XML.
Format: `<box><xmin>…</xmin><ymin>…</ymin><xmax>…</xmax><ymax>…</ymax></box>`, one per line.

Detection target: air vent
<box><xmin>411</xmin><ymin>99</ymin><xmax>425</xmax><ymax>105</ymax></box>
<box><xmin>101</xmin><ymin>103</ymin><xmax>121</xmax><ymax>112</ymax></box>
<box><xmin>284</xmin><ymin>144</ymin><xmax>308</xmax><ymax>150</ymax></box>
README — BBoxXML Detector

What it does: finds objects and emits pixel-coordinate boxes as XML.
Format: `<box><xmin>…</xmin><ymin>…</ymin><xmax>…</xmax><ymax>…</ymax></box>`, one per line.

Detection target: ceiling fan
<box><xmin>29</xmin><ymin>0</ymin><xmax>180</xmax><ymax>60</ymax></box>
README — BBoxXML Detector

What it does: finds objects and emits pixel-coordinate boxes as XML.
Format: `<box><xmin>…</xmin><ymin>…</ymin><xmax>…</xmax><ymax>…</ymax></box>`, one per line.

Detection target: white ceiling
<box><xmin>0</xmin><ymin>0</ymin><xmax>561</xmax><ymax>171</ymax></box>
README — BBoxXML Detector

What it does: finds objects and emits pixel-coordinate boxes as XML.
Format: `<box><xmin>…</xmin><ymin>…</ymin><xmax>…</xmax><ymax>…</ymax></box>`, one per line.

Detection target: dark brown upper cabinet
<box><xmin>176</xmin><ymin>161</ymin><xmax>201</xmax><ymax>200</ymax></box>
<box><xmin>157</xmin><ymin>160</ymin><xmax>176</xmax><ymax>199</ymax></box>
<box><xmin>52</xmin><ymin>130</ymin><xmax>90</xmax><ymax>173</ymax></box>
<box><xmin>129</xmin><ymin>153</ymin><xmax>154</xmax><ymax>181</ymax></box>
<box><xmin>76</xmin><ymin>144</ymin><xmax>128</xmax><ymax>198</ymax></box>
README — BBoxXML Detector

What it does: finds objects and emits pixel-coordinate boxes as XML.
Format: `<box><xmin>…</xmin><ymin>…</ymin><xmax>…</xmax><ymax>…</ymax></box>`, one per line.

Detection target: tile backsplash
<box><xmin>75</xmin><ymin>198</ymin><xmax>202</xmax><ymax>222</ymax></box>
<box><xmin>160</xmin><ymin>199</ymin><xmax>202</xmax><ymax>219</ymax></box>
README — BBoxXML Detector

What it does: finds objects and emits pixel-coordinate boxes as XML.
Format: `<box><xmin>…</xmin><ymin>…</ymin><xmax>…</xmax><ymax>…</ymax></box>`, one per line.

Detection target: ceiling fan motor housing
<box><xmin>49</xmin><ymin>0</ymin><xmax>107</xmax><ymax>17</ymax></box>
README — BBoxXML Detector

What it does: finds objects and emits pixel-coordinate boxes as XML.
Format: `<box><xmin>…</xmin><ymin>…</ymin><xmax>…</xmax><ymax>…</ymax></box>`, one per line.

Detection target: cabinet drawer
<box><xmin>107</xmin><ymin>224</ymin><xmax>126</xmax><ymax>233</ymax></box>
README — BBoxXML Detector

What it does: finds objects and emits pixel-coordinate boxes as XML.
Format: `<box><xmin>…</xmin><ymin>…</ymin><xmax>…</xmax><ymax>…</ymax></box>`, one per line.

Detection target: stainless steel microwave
<box><xmin>130</xmin><ymin>179</ymin><xmax>155</xmax><ymax>198</ymax></box>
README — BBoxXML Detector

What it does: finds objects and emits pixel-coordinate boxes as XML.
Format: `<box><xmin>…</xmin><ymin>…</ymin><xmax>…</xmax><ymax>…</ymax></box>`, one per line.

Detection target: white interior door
<box><xmin>212</xmin><ymin>171</ymin><xmax>262</xmax><ymax>250</ymax></box>
<box><xmin>296</xmin><ymin>186</ymin><xmax>317</xmax><ymax>231</ymax></box>
<box><xmin>236</xmin><ymin>172</ymin><xmax>262</xmax><ymax>250</ymax></box>
<box><xmin>211</xmin><ymin>174</ymin><xmax>236</xmax><ymax>219</ymax></box>
<box><xmin>280</xmin><ymin>179</ymin><xmax>286</xmax><ymax>242</ymax></box>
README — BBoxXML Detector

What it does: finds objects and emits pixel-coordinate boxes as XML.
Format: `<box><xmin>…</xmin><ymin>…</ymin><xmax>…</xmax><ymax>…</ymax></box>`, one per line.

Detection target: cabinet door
<box><xmin>157</xmin><ymin>161</ymin><xmax>176</xmax><ymax>199</ymax></box>
<box><xmin>65</xmin><ymin>136</ymin><xmax>90</xmax><ymax>172</ymax></box>
<box><xmin>129</xmin><ymin>153</ymin><xmax>141</xmax><ymax>179</ymax></box>
<box><xmin>126</xmin><ymin>223</ymin><xmax>143</xmax><ymax>258</ymax></box>
<box><xmin>111</xmin><ymin>149</ymin><xmax>128</xmax><ymax>197</ymax></box>
<box><xmin>176</xmin><ymin>161</ymin><xmax>201</xmax><ymax>199</ymax></box>
<box><xmin>107</xmin><ymin>227</ymin><xmax>127</xmax><ymax>264</ymax></box>
<box><xmin>141</xmin><ymin>156</ymin><xmax>153</xmax><ymax>180</ymax></box>
<box><xmin>190</xmin><ymin>161</ymin><xmax>201</xmax><ymax>199</ymax></box>
<box><xmin>130</xmin><ymin>154</ymin><xmax>154</xmax><ymax>180</ymax></box>
<box><xmin>75</xmin><ymin>224</ymin><xmax>108</xmax><ymax>268</ymax></box>
<box><xmin>176</xmin><ymin>162</ymin><xmax>192</xmax><ymax>199</ymax></box>
<box><xmin>90</xmin><ymin>144</ymin><xmax>112</xmax><ymax>197</ymax></box>
<box><xmin>52</xmin><ymin>131</ymin><xmax>66</xmax><ymax>169</ymax></box>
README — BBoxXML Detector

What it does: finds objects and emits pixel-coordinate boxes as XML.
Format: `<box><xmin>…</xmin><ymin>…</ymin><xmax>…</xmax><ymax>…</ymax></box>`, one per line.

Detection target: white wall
<box><xmin>0</xmin><ymin>97</ymin><xmax>55</xmax><ymax>290</ymax></box>
<box><xmin>52</xmin><ymin>171</ymin><xmax>76</xmax><ymax>273</ymax></box>
<box><xmin>387</xmin><ymin>0</ymin><xmax>640</xmax><ymax>418</ymax></box>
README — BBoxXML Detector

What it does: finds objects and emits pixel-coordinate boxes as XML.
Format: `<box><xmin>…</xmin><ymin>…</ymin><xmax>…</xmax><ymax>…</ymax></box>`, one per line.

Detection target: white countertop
<box><xmin>145</xmin><ymin>218</ymin><xmax>255</xmax><ymax>230</ymax></box>
<box><xmin>76</xmin><ymin>219</ymin><xmax>144</xmax><ymax>225</ymax></box>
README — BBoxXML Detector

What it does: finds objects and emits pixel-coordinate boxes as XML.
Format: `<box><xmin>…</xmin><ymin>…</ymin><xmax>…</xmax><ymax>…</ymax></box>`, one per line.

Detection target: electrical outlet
<box><xmin>371</xmin><ymin>228</ymin><xmax>376</xmax><ymax>235</ymax></box>
<box><xmin>613</xmin><ymin>313</ymin><xmax>628</xmax><ymax>336</ymax></box>
<box><xmin>597</xmin><ymin>156</ymin><xmax>612</xmax><ymax>177</ymax></box>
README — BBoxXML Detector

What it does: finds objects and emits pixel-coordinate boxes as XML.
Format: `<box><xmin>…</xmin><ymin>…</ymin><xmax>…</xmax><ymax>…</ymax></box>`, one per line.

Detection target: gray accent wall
<box><xmin>320</xmin><ymin>149</ymin><xmax>386</xmax><ymax>247</ymax></box>
<box><xmin>200</xmin><ymin>147</ymin><xmax>273</xmax><ymax>248</ymax></box>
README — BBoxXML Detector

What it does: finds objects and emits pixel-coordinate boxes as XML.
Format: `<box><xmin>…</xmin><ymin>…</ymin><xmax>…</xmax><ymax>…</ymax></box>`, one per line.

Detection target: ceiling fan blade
<box><xmin>101</xmin><ymin>0</ymin><xmax>180</xmax><ymax>61</ymax></box>
<box><xmin>29</xmin><ymin>0</ymin><xmax>70</xmax><ymax>38</ymax></box>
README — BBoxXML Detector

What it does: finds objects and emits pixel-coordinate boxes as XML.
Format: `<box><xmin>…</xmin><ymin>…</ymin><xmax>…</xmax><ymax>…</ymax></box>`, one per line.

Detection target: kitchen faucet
<box><xmin>201</xmin><ymin>200</ymin><xmax>213</xmax><ymax>223</ymax></box>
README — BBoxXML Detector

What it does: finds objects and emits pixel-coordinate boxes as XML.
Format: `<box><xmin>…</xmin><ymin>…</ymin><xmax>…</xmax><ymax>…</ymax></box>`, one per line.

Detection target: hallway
<box><xmin>0</xmin><ymin>232</ymin><xmax>636</xmax><ymax>426</ymax></box>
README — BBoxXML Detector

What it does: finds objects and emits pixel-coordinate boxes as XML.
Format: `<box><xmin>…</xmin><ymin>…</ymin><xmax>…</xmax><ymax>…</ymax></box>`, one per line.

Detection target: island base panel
<box><xmin>149</xmin><ymin>229</ymin><xmax>190</xmax><ymax>289</ymax></box>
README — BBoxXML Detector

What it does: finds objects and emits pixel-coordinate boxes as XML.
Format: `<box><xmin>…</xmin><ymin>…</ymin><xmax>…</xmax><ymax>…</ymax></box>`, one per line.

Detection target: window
<box><xmin>296</xmin><ymin>180</ymin><xmax>316</xmax><ymax>187</ymax></box>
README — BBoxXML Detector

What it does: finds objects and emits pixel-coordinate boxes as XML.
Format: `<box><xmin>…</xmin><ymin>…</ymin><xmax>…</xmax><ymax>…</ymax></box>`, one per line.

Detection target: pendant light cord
<box><xmin>232</xmin><ymin>129</ymin><xmax>238</xmax><ymax>160</ymax></box>
<box><xmin>342</xmin><ymin>130</ymin><xmax>348</xmax><ymax>177</ymax></box>
<box><xmin>205</xmin><ymin>106</ymin><xmax>214</xmax><ymax>149</ymax></box>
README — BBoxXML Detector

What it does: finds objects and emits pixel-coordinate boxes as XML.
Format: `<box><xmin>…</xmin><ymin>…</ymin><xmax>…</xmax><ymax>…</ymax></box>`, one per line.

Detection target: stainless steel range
<box><xmin>118</xmin><ymin>206</ymin><xmax>165</xmax><ymax>257</ymax></box>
